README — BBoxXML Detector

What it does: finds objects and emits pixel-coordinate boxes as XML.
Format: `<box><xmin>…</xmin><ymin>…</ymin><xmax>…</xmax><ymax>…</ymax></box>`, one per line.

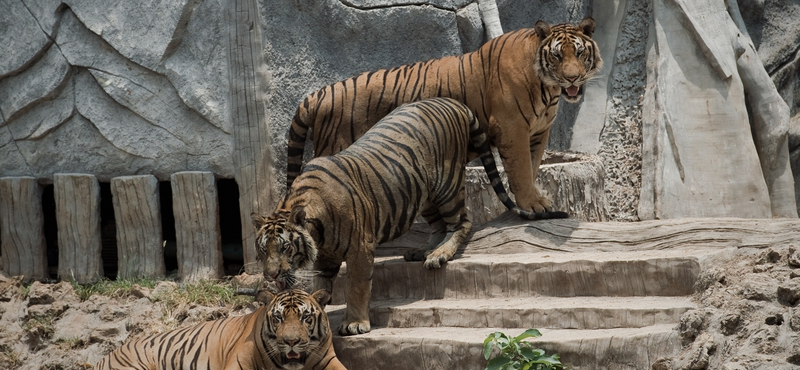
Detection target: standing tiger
<box><xmin>252</xmin><ymin>98</ymin><xmax>566</xmax><ymax>336</ymax></box>
<box><xmin>94</xmin><ymin>289</ymin><xmax>346</xmax><ymax>370</ymax></box>
<box><xmin>286</xmin><ymin>17</ymin><xmax>602</xmax><ymax>215</ymax></box>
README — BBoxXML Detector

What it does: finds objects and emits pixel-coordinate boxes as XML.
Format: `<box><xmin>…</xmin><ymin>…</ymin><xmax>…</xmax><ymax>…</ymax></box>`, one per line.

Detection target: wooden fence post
<box><xmin>54</xmin><ymin>173</ymin><xmax>103</xmax><ymax>284</ymax></box>
<box><xmin>111</xmin><ymin>175</ymin><xmax>165</xmax><ymax>280</ymax></box>
<box><xmin>226</xmin><ymin>0</ymin><xmax>277</xmax><ymax>275</ymax></box>
<box><xmin>170</xmin><ymin>171</ymin><xmax>223</xmax><ymax>282</ymax></box>
<box><xmin>0</xmin><ymin>177</ymin><xmax>48</xmax><ymax>282</ymax></box>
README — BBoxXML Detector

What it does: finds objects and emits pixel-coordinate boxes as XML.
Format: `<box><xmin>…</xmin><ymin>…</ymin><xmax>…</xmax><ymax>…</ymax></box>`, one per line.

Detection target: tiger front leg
<box><xmin>404</xmin><ymin>200</ymin><xmax>446</xmax><ymax>262</ymax></box>
<box><xmin>339</xmin><ymin>244</ymin><xmax>375</xmax><ymax>336</ymax></box>
<box><xmin>423</xmin><ymin>216</ymin><xmax>471</xmax><ymax>269</ymax></box>
<box><xmin>491</xmin><ymin>119</ymin><xmax>552</xmax><ymax>213</ymax></box>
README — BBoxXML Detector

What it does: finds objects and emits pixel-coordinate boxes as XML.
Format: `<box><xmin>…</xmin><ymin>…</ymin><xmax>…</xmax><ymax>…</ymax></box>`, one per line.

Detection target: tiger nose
<box><xmin>565</xmin><ymin>76</ymin><xmax>578</xmax><ymax>83</ymax></box>
<box><xmin>285</xmin><ymin>338</ymin><xmax>299</xmax><ymax>347</ymax></box>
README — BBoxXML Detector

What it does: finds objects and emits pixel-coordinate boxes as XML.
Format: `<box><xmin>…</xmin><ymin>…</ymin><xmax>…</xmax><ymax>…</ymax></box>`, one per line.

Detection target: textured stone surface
<box><xmin>66</xmin><ymin>0</ymin><xmax>194</xmax><ymax>71</ymax></box>
<box><xmin>0</xmin><ymin>45</ymin><xmax>70</xmax><ymax>122</ymax></box>
<box><xmin>640</xmin><ymin>0</ymin><xmax>779</xmax><ymax>219</ymax></box>
<box><xmin>0</xmin><ymin>0</ymin><xmax>51</xmax><ymax>79</ymax></box>
<box><xmin>739</xmin><ymin>0</ymin><xmax>800</xmax><ymax>116</ymax></box>
<box><xmin>331</xmin><ymin>250</ymin><xmax>705</xmax><ymax>304</ymax></box>
<box><xmin>0</xmin><ymin>4</ymin><xmax>231</xmax><ymax>182</ymax></box>
<box><xmin>329</xmin><ymin>296</ymin><xmax>695</xmax><ymax>329</ymax></box>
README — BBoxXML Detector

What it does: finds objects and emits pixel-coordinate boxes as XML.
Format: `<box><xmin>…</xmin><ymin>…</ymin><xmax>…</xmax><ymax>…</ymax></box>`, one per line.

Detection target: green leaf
<box><xmin>527</xmin><ymin>356</ymin><xmax>564</xmax><ymax>368</ymax></box>
<box><xmin>486</xmin><ymin>356</ymin><xmax>513</xmax><ymax>370</ymax></box>
<box><xmin>519</xmin><ymin>347</ymin><xmax>537</xmax><ymax>361</ymax></box>
<box><xmin>484</xmin><ymin>338</ymin><xmax>494</xmax><ymax>360</ymax></box>
<box><xmin>512</xmin><ymin>329</ymin><xmax>543</xmax><ymax>343</ymax></box>
<box><xmin>496</xmin><ymin>332</ymin><xmax>509</xmax><ymax>346</ymax></box>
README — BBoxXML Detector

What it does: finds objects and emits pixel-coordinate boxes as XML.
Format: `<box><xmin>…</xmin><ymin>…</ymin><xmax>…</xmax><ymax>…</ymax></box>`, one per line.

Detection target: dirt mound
<box><xmin>654</xmin><ymin>246</ymin><xmax>800</xmax><ymax>370</ymax></box>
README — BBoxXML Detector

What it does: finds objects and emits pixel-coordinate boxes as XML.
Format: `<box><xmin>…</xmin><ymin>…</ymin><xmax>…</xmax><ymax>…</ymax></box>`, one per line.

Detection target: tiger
<box><xmin>286</xmin><ymin>17</ymin><xmax>602</xmax><ymax>215</ymax></box>
<box><xmin>252</xmin><ymin>98</ymin><xmax>567</xmax><ymax>336</ymax></box>
<box><xmin>94</xmin><ymin>289</ymin><xmax>346</xmax><ymax>370</ymax></box>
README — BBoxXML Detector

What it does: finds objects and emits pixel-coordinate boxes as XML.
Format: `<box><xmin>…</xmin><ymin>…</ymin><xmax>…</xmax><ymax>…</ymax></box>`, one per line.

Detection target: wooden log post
<box><xmin>226</xmin><ymin>0</ymin><xmax>277</xmax><ymax>275</ymax></box>
<box><xmin>54</xmin><ymin>173</ymin><xmax>103</xmax><ymax>284</ymax></box>
<box><xmin>110</xmin><ymin>175</ymin><xmax>165</xmax><ymax>280</ymax></box>
<box><xmin>170</xmin><ymin>171</ymin><xmax>223</xmax><ymax>282</ymax></box>
<box><xmin>0</xmin><ymin>177</ymin><xmax>48</xmax><ymax>282</ymax></box>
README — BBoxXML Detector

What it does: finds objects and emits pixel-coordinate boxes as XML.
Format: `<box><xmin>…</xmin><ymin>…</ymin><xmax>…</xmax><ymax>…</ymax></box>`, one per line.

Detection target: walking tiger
<box><xmin>252</xmin><ymin>98</ymin><xmax>567</xmax><ymax>336</ymax></box>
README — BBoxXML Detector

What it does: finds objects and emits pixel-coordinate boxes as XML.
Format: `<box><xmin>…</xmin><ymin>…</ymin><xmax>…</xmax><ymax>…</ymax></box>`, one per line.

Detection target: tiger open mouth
<box><xmin>284</xmin><ymin>350</ymin><xmax>305</xmax><ymax>364</ymax></box>
<box><xmin>561</xmin><ymin>85</ymin><xmax>583</xmax><ymax>101</ymax></box>
<box><xmin>562</xmin><ymin>85</ymin><xmax>583</xmax><ymax>102</ymax></box>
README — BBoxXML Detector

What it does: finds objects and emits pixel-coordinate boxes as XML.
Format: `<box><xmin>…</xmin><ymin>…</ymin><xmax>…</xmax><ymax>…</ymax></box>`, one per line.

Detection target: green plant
<box><xmin>151</xmin><ymin>279</ymin><xmax>251</xmax><ymax>308</ymax></box>
<box><xmin>71</xmin><ymin>278</ymin><xmax>158</xmax><ymax>301</ymax></box>
<box><xmin>483</xmin><ymin>329</ymin><xmax>565</xmax><ymax>370</ymax></box>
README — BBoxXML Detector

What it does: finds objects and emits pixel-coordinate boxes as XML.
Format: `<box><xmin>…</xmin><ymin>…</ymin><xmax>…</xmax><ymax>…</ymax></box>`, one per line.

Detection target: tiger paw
<box><xmin>522</xmin><ymin>195</ymin><xmax>552</xmax><ymax>213</ymax></box>
<box><xmin>423</xmin><ymin>253</ymin><xmax>448</xmax><ymax>269</ymax></box>
<box><xmin>423</xmin><ymin>246</ymin><xmax>457</xmax><ymax>269</ymax></box>
<box><xmin>338</xmin><ymin>319</ymin><xmax>371</xmax><ymax>336</ymax></box>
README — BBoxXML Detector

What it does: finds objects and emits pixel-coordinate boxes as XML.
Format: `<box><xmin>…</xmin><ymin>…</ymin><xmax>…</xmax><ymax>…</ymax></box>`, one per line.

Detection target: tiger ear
<box><xmin>579</xmin><ymin>17</ymin><xmax>596</xmax><ymax>37</ymax></box>
<box><xmin>289</xmin><ymin>206</ymin><xmax>306</xmax><ymax>226</ymax></box>
<box><xmin>251</xmin><ymin>212</ymin><xmax>267</xmax><ymax>229</ymax></box>
<box><xmin>311</xmin><ymin>289</ymin><xmax>332</xmax><ymax>308</ymax></box>
<box><xmin>534</xmin><ymin>20</ymin><xmax>551</xmax><ymax>40</ymax></box>
<box><xmin>255</xmin><ymin>289</ymin><xmax>275</xmax><ymax>304</ymax></box>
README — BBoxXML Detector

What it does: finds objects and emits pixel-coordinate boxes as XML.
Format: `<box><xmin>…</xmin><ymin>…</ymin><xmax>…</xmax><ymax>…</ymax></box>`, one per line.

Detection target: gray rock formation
<box><xmin>0</xmin><ymin>2</ymin><xmax>231</xmax><ymax>182</ymax></box>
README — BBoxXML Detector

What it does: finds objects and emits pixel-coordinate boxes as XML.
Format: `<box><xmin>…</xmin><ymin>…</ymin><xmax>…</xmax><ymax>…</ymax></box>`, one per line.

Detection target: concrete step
<box><xmin>326</xmin><ymin>296</ymin><xmax>695</xmax><ymax>330</ymax></box>
<box><xmin>331</xmin><ymin>250</ymin><xmax>708</xmax><ymax>304</ymax></box>
<box><xmin>332</xmin><ymin>324</ymin><xmax>681</xmax><ymax>370</ymax></box>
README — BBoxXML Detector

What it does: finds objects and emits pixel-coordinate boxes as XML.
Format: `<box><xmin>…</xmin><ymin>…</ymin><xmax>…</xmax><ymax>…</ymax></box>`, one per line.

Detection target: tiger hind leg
<box><xmin>403</xmin><ymin>200</ymin><xmax>447</xmax><ymax>262</ymax></box>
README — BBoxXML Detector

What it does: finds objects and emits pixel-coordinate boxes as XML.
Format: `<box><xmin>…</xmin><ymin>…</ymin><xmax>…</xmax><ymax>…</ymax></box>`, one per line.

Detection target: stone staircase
<box><xmin>321</xmin><ymin>214</ymin><xmax>765</xmax><ymax>370</ymax></box>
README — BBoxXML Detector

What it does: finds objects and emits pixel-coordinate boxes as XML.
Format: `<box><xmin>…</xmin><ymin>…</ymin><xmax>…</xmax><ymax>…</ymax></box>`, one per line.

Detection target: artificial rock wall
<box><xmin>1</xmin><ymin>0</ymin><xmax>799</xmax><ymax>225</ymax></box>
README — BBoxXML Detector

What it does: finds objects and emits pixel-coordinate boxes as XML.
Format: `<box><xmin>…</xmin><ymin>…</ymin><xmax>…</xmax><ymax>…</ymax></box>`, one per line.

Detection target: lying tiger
<box><xmin>252</xmin><ymin>98</ymin><xmax>566</xmax><ymax>336</ymax></box>
<box><xmin>95</xmin><ymin>289</ymin><xmax>345</xmax><ymax>370</ymax></box>
<box><xmin>286</xmin><ymin>17</ymin><xmax>602</xmax><ymax>215</ymax></box>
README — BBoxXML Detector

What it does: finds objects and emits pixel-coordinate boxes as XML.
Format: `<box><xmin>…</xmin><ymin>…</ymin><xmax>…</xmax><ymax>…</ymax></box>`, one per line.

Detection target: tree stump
<box><xmin>170</xmin><ymin>171</ymin><xmax>223</xmax><ymax>282</ymax></box>
<box><xmin>465</xmin><ymin>151</ymin><xmax>608</xmax><ymax>223</ymax></box>
<box><xmin>0</xmin><ymin>177</ymin><xmax>48</xmax><ymax>282</ymax></box>
<box><xmin>54</xmin><ymin>173</ymin><xmax>103</xmax><ymax>284</ymax></box>
<box><xmin>111</xmin><ymin>175</ymin><xmax>165</xmax><ymax>280</ymax></box>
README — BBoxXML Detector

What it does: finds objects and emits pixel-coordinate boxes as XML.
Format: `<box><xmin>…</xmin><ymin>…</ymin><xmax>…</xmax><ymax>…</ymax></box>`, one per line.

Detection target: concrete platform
<box><xmin>332</xmin><ymin>324</ymin><xmax>680</xmax><ymax>370</ymax></box>
<box><xmin>327</xmin><ymin>296</ymin><xmax>695</xmax><ymax>330</ymax></box>
<box><xmin>331</xmin><ymin>250</ymin><xmax>717</xmax><ymax>304</ymax></box>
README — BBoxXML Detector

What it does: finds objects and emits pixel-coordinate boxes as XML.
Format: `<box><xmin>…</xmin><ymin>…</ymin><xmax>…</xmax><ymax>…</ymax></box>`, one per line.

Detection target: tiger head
<box><xmin>251</xmin><ymin>207</ymin><xmax>317</xmax><ymax>290</ymax></box>
<box><xmin>534</xmin><ymin>17</ymin><xmax>603</xmax><ymax>103</ymax></box>
<box><xmin>257</xmin><ymin>289</ymin><xmax>332</xmax><ymax>370</ymax></box>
